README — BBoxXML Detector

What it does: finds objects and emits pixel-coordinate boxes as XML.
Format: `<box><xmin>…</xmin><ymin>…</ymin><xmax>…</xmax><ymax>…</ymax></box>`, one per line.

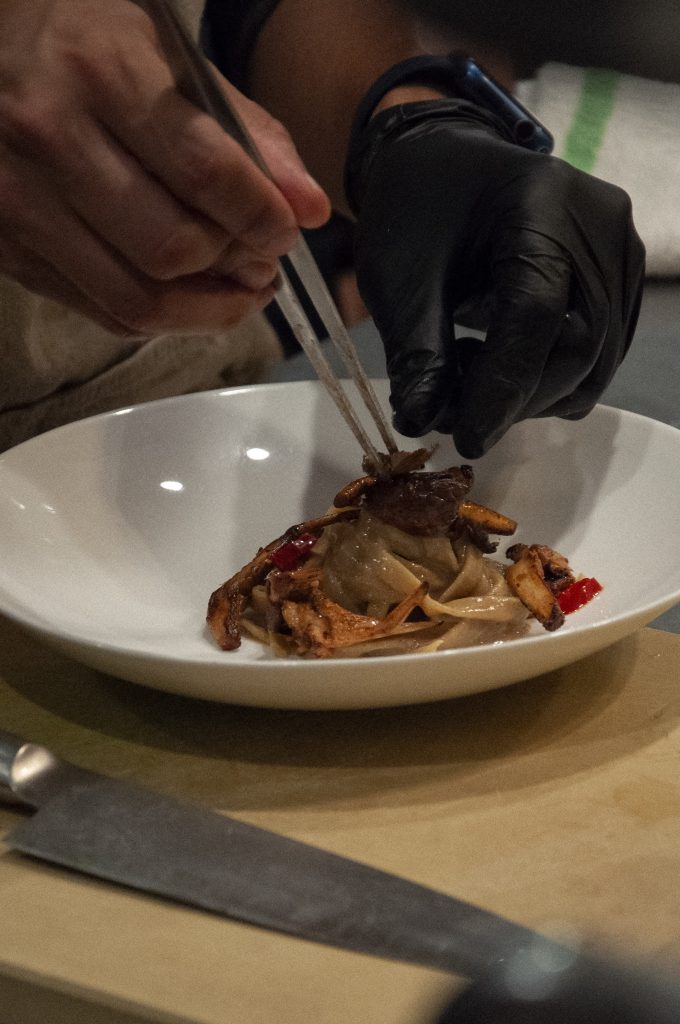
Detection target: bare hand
<box><xmin>0</xmin><ymin>0</ymin><xmax>331</xmax><ymax>333</ymax></box>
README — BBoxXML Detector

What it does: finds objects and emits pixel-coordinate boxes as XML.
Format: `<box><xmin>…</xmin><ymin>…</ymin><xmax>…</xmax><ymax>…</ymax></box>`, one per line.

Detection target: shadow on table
<box><xmin>2</xmin><ymin>617</ymin><xmax>678</xmax><ymax>822</ymax></box>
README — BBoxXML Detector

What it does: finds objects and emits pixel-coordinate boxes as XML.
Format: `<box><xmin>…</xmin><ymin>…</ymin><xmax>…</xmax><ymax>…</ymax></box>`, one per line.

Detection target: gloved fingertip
<box><xmin>392</xmin><ymin>413</ymin><xmax>426</xmax><ymax>439</ymax></box>
<box><xmin>559</xmin><ymin>407</ymin><xmax>592</xmax><ymax>422</ymax></box>
<box><xmin>394</xmin><ymin>405</ymin><xmax>457</xmax><ymax>440</ymax></box>
<box><xmin>453</xmin><ymin>421</ymin><xmax>509</xmax><ymax>460</ymax></box>
<box><xmin>452</xmin><ymin>435</ymin><xmax>487</xmax><ymax>460</ymax></box>
<box><xmin>392</xmin><ymin>392</ymin><xmax>448</xmax><ymax>438</ymax></box>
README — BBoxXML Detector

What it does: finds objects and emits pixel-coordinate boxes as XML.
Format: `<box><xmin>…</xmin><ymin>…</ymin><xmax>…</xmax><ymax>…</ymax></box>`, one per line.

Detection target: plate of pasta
<box><xmin>0</xmin><ymin>380</ymin><xmax>678</xmax><ymax>709</ymax></box>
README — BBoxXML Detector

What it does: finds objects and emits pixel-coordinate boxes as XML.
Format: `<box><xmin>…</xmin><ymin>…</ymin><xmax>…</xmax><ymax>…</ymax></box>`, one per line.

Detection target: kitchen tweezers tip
<box><xmin>280</xmin><ymin>238</ymin><xmax>399</xmax><ymax>464</ymax></box>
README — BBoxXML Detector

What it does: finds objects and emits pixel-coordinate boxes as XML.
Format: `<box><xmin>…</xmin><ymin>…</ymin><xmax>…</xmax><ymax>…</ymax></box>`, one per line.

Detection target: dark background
<box><xmin>400</xmin><ymin>0</ymin><xmax>680</xmax><ymax>82</ymax></box>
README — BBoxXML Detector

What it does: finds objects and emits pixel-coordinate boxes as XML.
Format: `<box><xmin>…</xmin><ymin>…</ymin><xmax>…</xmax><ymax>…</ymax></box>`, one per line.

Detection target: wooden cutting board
<box><xmin>1</xmin><ymin>615</ymin><xmax>680</xmax><ymax>1024</ymax></box>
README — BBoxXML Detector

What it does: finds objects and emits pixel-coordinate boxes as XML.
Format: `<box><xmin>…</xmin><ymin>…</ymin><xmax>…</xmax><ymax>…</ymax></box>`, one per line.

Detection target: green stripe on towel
<box><xmin>563</xmin><ymin>68</ymin><xmax>620</xmax><ymax>172</ymax></box>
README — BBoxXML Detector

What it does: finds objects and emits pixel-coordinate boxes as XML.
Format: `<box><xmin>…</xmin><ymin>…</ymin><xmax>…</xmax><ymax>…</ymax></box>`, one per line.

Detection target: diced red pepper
<box><xmin>270</xmin><ymin>532</ymin><xmax>318</xmax><ymax>571</ymax></box>
<box><xmin>557</xmin><ymin>577</ymin><xmax>603</xmax><ymax>615</ymax></box>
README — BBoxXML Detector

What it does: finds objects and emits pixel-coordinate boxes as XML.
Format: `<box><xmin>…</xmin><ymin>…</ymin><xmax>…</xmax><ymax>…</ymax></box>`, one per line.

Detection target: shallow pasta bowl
<box><xmin>0</xmin><ymin>381</ymin><xmax>678</xmax><ymax>710</ymax></box>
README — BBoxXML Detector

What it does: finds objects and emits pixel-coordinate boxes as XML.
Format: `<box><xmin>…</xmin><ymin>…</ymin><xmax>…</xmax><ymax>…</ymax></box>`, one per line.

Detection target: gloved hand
<box><xmin>346</xmin><ymin>99</ymin><xmax>645</xmax><ymax>458</ymax></box>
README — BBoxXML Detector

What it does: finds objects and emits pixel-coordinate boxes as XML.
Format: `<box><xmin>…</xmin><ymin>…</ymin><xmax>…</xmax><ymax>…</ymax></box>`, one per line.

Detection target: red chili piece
<box><xmin>270</xmin><ymin>532</ymin><xmax>318</xmax><ymax>571</ymax></box>
<box><xmin>557</xmin><ymin>577</ymin><xmax>603</xmax><ymax>615</ymax></box>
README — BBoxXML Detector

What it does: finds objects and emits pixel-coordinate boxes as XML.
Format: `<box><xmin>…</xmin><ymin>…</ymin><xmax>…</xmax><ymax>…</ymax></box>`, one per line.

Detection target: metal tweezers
<box><xmin>142</xmin><ymin>0</ymin><xmax>398</xmax><ymax>466</ymax></box>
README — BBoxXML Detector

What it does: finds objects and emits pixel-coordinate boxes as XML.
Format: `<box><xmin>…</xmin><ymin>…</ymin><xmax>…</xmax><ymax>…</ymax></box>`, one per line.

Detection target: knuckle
<box><xmin>260</xmin><ymin>115</ymin><xmax>292</xmax><ymax>150</ymax></box>
<box><xmin>219</xmin><ymin>295</ymin><xmax>265</xmax><ymax>328</ymax></box>
<box><xmin>141</xmin><ymin>224</ymin><xmax>223</xmax><ymax>280</ymax></box>
<box><xmin>60</xmin><ymin>32</ymin><xmax>110</xmax><ymax>84</ymax></box>
<box><xmin>59</xmin><ymin>13</ymin><xmax>157</xmax><ymax>115</ymax></box>
<box><xmin>0</xmin><ymin>94</ymin><xmax>66</xmax><ymax>159</ymax></box>
<box><xmin>116</xmin><ymin>2</ymin><xmax>158</xmax><ymax>40</ymax></box>
<box><xmin>239</xmin><ymin>202</ymin><xmax>297</xmax><ymax>256</ymax></box>
<box><xmin>63</xmin><ymin>51</ymin><xmax>125</xmax><ymax>116</ymax></box>
<box><xmin>178</xmin><ymin>146</ymin><xmax>296</xmax><ymax>252</ymax></box>
<box><xmin>178</xmin><ymin>146</ymin><xmax>230</xmax><ymax>204</ymax></box>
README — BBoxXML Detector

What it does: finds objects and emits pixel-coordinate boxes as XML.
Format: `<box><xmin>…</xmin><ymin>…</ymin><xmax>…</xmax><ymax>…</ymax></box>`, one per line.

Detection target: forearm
<box><xmin>245</xmin><ymin>0</ymin><xmax>513</xmax><ymax>216</ymax></box>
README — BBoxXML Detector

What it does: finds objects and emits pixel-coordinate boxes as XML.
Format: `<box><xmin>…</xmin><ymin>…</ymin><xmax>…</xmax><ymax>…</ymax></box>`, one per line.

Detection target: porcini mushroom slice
<box><xmin>459</xmin><ymin>500</ymin><xmax>517</xmax><ymax>535</ymax></box>
<box><xmin>505</xmin><ymin>545</ymin><xmax>565</xmax><ymax>632</ymax></box>
<box><xmin>206</xmin><ymin>507</ymin><xmax>358</xmax><ymax>650</ymax></box>
<box><xmin>281</xmin><ymin>576</ymin><xmax>430</xmax><ymax>657</ymax></box>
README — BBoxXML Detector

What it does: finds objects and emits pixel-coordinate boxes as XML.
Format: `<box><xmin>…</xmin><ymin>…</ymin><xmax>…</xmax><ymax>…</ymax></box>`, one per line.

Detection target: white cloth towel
<box><xmin>517</xmin><ymin>64</ymin><xmax>680</xmax><ymax>277</ymax></box>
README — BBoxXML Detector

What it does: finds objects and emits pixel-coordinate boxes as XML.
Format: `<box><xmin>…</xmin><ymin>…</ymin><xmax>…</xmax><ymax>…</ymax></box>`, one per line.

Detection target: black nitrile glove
<box><xmin>346</xmin><ymin>99</ymin><xmax>645</xmax><ymax>459</ymax></box>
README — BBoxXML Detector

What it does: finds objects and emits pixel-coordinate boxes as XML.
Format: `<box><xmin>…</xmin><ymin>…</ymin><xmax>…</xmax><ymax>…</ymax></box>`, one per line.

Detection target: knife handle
<box><xmin>435</xmin><ymin>946</ymin><xmax>680</xmax><ymax>1023</ymax></box>
<box><xmin>0</xmin><ymin>730</ymin><xmax>88</xmax><ymax>808</ymax></box>
<box><xmin>0</xmin><ymin>729</ymin><xmax>27</xmax><ymax>790</ymax></box>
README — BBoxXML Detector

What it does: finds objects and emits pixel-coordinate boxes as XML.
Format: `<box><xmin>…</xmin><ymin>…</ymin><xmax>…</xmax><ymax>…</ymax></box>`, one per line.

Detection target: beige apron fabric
<box><xmin>0</xmin><ymin>0</ymin><xmax>282</xmax><ymax>452</ymax></box>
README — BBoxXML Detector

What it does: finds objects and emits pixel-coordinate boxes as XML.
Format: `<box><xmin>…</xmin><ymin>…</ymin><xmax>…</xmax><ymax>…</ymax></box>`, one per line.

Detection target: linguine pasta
<box><xmin>243</xmin><ymin>511</ymin><xmax>530</xmax><ymax>657</ymax></box>
<box><xmin>207</xmin><ymin>457</ymin><xmax>580</xmax><ymax>659</ymax></box>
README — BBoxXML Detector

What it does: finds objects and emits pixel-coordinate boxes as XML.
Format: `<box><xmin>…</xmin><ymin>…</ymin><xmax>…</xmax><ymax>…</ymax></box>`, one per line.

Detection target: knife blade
<box><xmin>0</xmin><ymin>730</ymin><xmax>564</xmax><ymax>977</ymax></box>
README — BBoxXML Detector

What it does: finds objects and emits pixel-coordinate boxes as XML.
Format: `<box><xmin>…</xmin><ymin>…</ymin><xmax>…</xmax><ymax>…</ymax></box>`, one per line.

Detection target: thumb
<box><xmin>217</xmin><ymin>74</ymin><xmax>331</xmax><ymax>230</ymax></box>
<box><xmin>376</xmin><ymin>285</ymin><xmax>458</xmax><ymax>439</ymax></box>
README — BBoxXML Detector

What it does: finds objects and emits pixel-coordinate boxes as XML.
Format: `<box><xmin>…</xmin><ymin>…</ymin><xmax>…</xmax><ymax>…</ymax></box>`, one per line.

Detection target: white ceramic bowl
<box><xmin>0</xmin><ymin>381</ymin><xmax>678</xmax><ymax>709</ymax></box>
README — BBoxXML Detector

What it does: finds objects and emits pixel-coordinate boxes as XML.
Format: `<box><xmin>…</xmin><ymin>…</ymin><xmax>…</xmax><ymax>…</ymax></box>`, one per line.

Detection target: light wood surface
<box><xmin>1</xmin><ymin>614</ymin><xmax>680</xmax><ymax>1023</ymax></box>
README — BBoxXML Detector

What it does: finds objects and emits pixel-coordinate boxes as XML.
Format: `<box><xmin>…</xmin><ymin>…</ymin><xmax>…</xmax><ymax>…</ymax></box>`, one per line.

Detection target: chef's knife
<box><xmin>0</xmin><ymin>729</ymin><xmax>563</xmax><ymax>978</ymax></box>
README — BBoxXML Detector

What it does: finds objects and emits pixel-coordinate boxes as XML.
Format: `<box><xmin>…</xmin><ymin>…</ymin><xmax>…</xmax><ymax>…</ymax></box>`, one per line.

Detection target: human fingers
<box><xmin>90</xmin><ymin>35</ymin><xmax>326</xmax><ymax>258</ymax></box>
<box><xmin>0</xmin><ymin>238</ymin><xmax>138</xmax><ymax>336</ymax></box>
<box><xmin>114</xmin><ymin>94</ymin><xmax>300</xmax><ymax>258</ymax></box>
<box><xmin>0</xmin><ymin>157</ymin><xmax>276</xmax><ymax>334</ymax></box>
<box><xmin>5</xmin><ymin>108</ymin><xmax>243</xmax><ymax>282</ymax></box>
<box><xmin>219</xmin><ymin>76</ymin><xmax>332</xmax><ymax>230</ymax></box>
<box><xmin>0</xmin><ymin>1</ymin><xmax>299</xmax><ymax>295</ymax></box>
<box><xmin>55</xmin><ymin>127</ymin><xmax>281</xmax><ymax>290</ymax></box>
<box><xmin>210</xmin><ymin>237</ymin><xmax>279</xmax><ymax>290</ymax></box>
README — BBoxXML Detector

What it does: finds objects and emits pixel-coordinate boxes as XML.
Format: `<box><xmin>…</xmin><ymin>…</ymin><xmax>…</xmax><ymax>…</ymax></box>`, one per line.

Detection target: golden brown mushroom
<box><xmin>505</xmin><ymin>543</ymin><xmax>574</xmax><ymax>631</ymax></box>
<box><xmin>206</xmin><ymin>507</ymin><xmax>358</xmax><ymax>650</ymax></box>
